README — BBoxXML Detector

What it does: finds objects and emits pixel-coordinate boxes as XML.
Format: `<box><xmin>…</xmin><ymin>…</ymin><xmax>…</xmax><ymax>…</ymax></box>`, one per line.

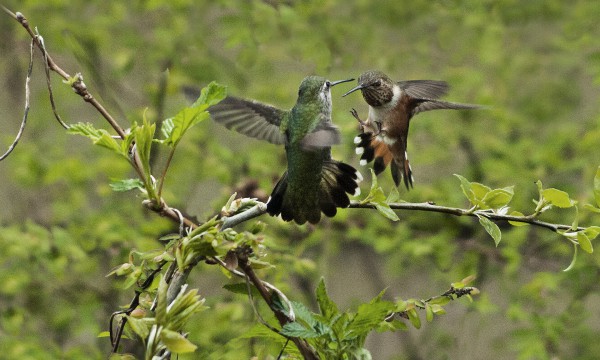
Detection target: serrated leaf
<box><xmin>161</xmin><ymin>329</ymin><xmax>197</xmax><ymax>353</ymax></box>
<box><xmin>481</xmin><ymin>187</ymin><xmax>514</xmax><ymax>209</ymax></box>
<box><xmin>110</xmin><ymin>178</ymin><xmax>144</xmax><ymax>192</ymax></box>
<box><xmin>68</xmin><ymin>122</ymin><xmax>127</xmax><ymax>157</ymax></box>
<box><xmin>350</xmin><ymin>300</ymin><xmax>395</xmax><ymax>336</ymax></box>
<box><xmin>95</xmin><ymin>132</ymin><xmax>122</xmax><ymax>153</ymax></box>
<box><xmin>374</xmin><ymin>203</ymin><xmax>400</xmax><ymax>221</ymax></box>
<box><xmin>163</xmin><ymin>108</ymin><xmax>209</xmax><ymax>147</ymax></box>
<box><xmin>563</xmin><ymin>244</ymin><xmax>578</xmax><ymax>272</ymax></box>
<box><xmin>291</xmin><ymin>301</ymin><xmax>318</xmax><ymax>329</ymax></box>
<box><xmin>280</xmin><ymin>322</ymin><xmax>320</xmax><ymax>338</ymax></box>
<box><xmin>594</xmin><ymin>166</ymin><xmax>600</xmax><ymax>207</ymax></box>
<box><xmin>508</xmin><ymin>210</ymin><xmax>529</xmax><ymax>226</ymax></box>
<box><xmin>316</xmin><ymin>278</ymin><xmax>338</xmax><ymax>320</ymax></box>
<box><xmin>542</xmin><ymin>188</ymin><xmax>575</xmax><ymax>208</ymax></box>
<box><xmin>577</xmin><ymin>232</ymin><xmax>593</xmax><ymax>253</ymax></box>
<box><xmin>133</xmin><ymin>115</ymin><xmax>156</xmax><ymax>182</ymax></box>
<box><xmin>193</xmin><ymin>81</ymin><xmax>227</xmax><ymax>109</ymax></box>
<box><xmin>477</xmin><ymin>215</ymin><xmax>502</xmax><ymax>246</ymax></box>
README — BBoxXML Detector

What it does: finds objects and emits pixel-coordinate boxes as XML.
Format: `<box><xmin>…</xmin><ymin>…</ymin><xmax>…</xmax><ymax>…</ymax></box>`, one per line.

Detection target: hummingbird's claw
<box><xmin>350</xmin><ymin>108</ymin><xmax>366</xmax><ymax>130</ymax></box>
<box><xmin>373</xmin><ymin>121</ymin><xmax>383</xmax><ymax>136</ymax></box>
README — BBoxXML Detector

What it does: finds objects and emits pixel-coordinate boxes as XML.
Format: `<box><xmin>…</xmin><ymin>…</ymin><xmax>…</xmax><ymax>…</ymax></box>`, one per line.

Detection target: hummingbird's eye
<box><xmin>325</xmin><ymin>81</ymin><xmax>331</xmax><ymax>88</ymax></box>
<box><xmin>373</xmin><ymin>80</ymin><xmax>381</xmax><ymax>87</ymax></box>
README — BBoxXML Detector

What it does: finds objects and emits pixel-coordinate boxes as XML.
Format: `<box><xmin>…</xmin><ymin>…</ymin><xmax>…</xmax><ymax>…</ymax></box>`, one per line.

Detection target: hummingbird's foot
<box><xmin>350</xmin><ymin>108</ymin><xmax>366</xmax><ymax>130</ymax></box>
<box><xmin>373</xmin><ymin>121</ymin><xmax>383</xmax><ymax>136</ymax></box>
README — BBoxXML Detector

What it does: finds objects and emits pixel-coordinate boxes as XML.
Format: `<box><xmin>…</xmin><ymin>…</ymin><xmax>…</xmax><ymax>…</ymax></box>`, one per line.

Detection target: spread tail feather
<box><xmin>355</xmin><ymin>133</ymin><xmax>413</xmax><ymax>189</ymax></box>
<box><xmin>266</xmin><ymin>161</ymin><xmax>362</xmax><ymax>224</ymax></box>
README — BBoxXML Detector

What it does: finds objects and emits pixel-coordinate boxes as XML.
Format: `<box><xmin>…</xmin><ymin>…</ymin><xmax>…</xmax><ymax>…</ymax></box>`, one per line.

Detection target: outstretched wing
<box><xmin>398</xmin><ymin>80</ymin><xmax>449</xmax><ymax>100</ymax></box>
<box><xmin>209</xmin><ymin>96</ymin><xmax>287</xmax><ymax>145</ymax></box>
<box><xmin>413</xmin><ymin>100</ymin><xmax>481</xmax><ymax>116</ymax></box>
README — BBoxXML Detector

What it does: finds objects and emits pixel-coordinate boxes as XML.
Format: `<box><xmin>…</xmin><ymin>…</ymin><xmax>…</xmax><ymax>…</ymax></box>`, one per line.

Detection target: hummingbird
<box><xmin>209</xmin><ymin>76</ymin><xmax>362</xmax><ymax>225</ymax></box>
<box><xmin>343</xmin><ymin>70</ymin><xmax>481</xmax><ymax>189</ymax></box>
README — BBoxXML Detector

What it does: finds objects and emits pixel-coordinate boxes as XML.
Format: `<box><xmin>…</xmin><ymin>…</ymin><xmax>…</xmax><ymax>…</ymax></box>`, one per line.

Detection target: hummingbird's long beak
<box><xmin>342</xmin><ymin>83</ymin><xmax>365</xmax><ymax>97</ymax></box>
<box><xmin>330</xmin><ymin>78</ymin><xmax>355</xmax><ymax>87</ymax></box>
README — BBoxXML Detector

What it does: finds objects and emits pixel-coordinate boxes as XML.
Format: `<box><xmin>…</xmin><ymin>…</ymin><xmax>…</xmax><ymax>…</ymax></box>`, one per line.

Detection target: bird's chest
<box><xmin>368</xmin><ymin>100</ymin><xmax>409</xmax><ymax>145</ymax></box>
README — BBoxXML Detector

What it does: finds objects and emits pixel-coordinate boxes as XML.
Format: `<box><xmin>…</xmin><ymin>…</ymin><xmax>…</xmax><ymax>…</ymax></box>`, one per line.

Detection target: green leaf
<box><xmin>584</xmin><ymin>226</ymin><xmax>600</xmax><ymax>240</ymax></box>
<box><xmin>455</xmin><ymin>174</ymin><xmax>475</xmax><ymax>204</ymax></box>
<box><xmin>481</xmin><ymin>186</ymin><xmax>514</xmax><ymax>209</ymax></box>
<box><xmin>291</xmin><ymin>301</ymin><xmax>318</xmax><ymax>329</ymax></box>
<box><xmin>97</xmin><ymin>331</ymin><xmax>111</xmax><ymax>338</ymax></box>
<box><xmin>594</xmin><ymin>166</ymin><xmax>600</xmax><ymax>207</ymax></box>
<box><xmin>583</xmin><ymin>203</ymin><xmax>600</xmax><ymax>213</ymax></box>
<box><xmin>192</xmin><ymin>81</ymin><xmax>227</xmax><ymax>109</ymax></box>
<box><xmin>425</xmin><ymin>304</ymin><xmax>434</xmax><ymax>322</ymax></box>
<box><xmin>133</xmin><ymin>114</ymin><xmax>156</xmax><ymax>185</ymax></box>
<box><xmin>110</xmin><ymin>178</ymin><xmax>144</xmax><ymax>192</ymax></box>
<box><xmin>222</xmin><ymin>283</ymin><xmax>260</xmax><ymax>297</ymax></box>
<box><xmin>126</xmin><ymin>315</ymin><xmax>151</xmax><ymax>340</ymax></box>
<box><xmin>563</xmin><ymin>244</ymin><xmax>578</xmax><ymax>272</ymax></box>
<box><xmin>477</xmin><ymin>214</ymin><xmax>502</xmax><ymax>246</ymax></box>
<box><xmin>578</xmin><ymin>232</ymin><xmax>593</xmax><ymax>253</ymax></box>
<box><xmin>155</xmin><ymin>276</ymin><xmax>168</xmax><ymax>325</ymax></box>
<box><xmin>430</xmin><ymin>304</ymin><xmax>446</xmax><ymax>315</ymax></box>
<box><xmin>386</xmin><ymin>187</ymin><xmax>401</xmax><ymax>203</ymax></box>
<box><xmin>541</xmin><ymin>188</ymin><xmax>575</xmax><ymax>208</ymax></box>
<box><xmin>160</xmin><ymin>328</ymin><xmax>197</xmax><ymax>353</ymax></box>
<box><xmin>374</xmin><ymin>203</ymin><xmax>400</xmax><ymax>221</ymax></box>
<box><xmin>163</xmin><ymin>108</ymin><xmax>209</xmax><ymax>147</ymax></box>
<box><xmin>508</xmin><ymin>210</ymin><xmax>529</xmax><ymax>227</ymax></box>
<box><xmin>316</xmin><ymin>278</ymin><xmax>338</xmax><ymax>320</ymax></box>
<box><xmin>407</xmin><ymin>308</ymin><xmax>421</xmax><ymax>329</ymax></box>
<box><xmin>280</xmin><ymin>322</ymin><xmax>320</xmax><ymax>338</ymax></box>
<box><xmin>350</xmin><ymin>299</ymin><xmax>395</xmax><ymax>336</ymax></box>
<box><xmin>67</xmin><ymin>122</ymin><xmax>128</xmax><ymax>158</ymax></box>
<box><xmin>471</xmin><ymin>182</ymin><xmax>492</xmax><ymax>202</ymax></box>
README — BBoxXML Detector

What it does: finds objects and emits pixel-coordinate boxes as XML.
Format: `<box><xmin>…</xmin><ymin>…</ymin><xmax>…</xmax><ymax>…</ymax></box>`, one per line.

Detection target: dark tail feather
<box><xmin>390</xmin><ymin>158</ymin><xmax>413</xmax><ymax>189</ymax></box>
<box><xmin>266</xmin><ymin>172</ymin><xmax>288</xmax><ymax>217</ymax></box>
<box><xmin>266</xmin><ymin>162</ymin><xmax>362</xmax><ymax>224</ymax></box>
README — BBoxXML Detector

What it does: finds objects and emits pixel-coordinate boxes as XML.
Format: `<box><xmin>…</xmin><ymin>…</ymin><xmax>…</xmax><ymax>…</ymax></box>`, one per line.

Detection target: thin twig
<box><xmin>348</xmin><ymin>201</ymin><xmax>585</xmax><ymax>232</ymax></box>
<box><xmin>36</xmin><ymin>30</ymin><xmax>69</xmax><ymax>129</ymax></box>
<box><xmin>0</xmin><ymin>38</ymin><xmax>33</xmax><ymax>161</ymax></box>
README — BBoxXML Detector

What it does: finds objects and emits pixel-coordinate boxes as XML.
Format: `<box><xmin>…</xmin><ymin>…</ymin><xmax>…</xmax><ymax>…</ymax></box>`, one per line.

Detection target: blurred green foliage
<box><xmin>2</xmin><ymin>0</ymin><xmax>600</xmax><ymax>359</ymax></box>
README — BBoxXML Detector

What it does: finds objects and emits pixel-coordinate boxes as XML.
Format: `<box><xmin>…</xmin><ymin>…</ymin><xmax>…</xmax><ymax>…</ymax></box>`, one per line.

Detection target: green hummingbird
<box><xmin>343</xmin><ymin>70</ymin><xmax>481</xmax><ymax>189</ymax></box>
<box><xmin>209</xmin><ymin>76</ymin><xmax>362</xmax><ymax>225</ymax></box>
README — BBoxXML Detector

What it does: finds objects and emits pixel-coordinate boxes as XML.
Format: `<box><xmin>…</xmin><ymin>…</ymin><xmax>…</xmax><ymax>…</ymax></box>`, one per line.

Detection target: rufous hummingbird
<box><xmin>209</xmin><ymin>76</ymin><xmax>362</xmax><ymax>224</ymax></box>
<box><xmin>343</xmin><ymin>70</ymin><xmax>481</xmax><ymax>189</ymax></box>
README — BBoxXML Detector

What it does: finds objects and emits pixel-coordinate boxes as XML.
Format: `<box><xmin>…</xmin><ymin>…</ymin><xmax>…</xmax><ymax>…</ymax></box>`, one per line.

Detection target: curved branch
<box><xmin>348</xmin><ymin>201</ymin><xmax>585</xmax><ymax>232</ymax></box>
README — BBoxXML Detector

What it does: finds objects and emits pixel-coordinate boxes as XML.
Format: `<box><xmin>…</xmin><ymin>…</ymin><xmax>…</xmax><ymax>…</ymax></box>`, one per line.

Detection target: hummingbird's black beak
<box><xmin>342</xmin><ymin>83</ymin><xmax>365</xmax><ymax>97</ymax></box>
<box><xmin>330</xmin><ymin>78</ymin><xmax>355</xmax><ymax>87</ymax></box>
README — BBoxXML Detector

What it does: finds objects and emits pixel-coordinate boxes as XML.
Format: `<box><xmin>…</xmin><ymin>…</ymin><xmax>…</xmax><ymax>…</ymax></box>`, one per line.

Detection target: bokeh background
<box><xmin>2</xmin><ymin>1</ymin><xmax>600</xmax><ymax>359</ymax></box>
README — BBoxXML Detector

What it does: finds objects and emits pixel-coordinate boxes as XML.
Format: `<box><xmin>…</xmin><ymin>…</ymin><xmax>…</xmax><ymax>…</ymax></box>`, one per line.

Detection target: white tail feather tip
<box><xmin>353</xmin><ymin>136</ymin><xmax>362</xmax><ymax>144</ymax></box>
<box><xmin>353</xmin><ymin>187</ymin><xmax>361</xmax><ymax>197</ymax></box>
<box><xmin>355</xmin><ymin>170</ymin><xmax>364</xmax><ymax>182</ymax></box>
<box><xmin>359</xmin><ymin>159</ymin><xmax>367</xmax><ymax>166</ymax></box>
<box><xmin>355</xmin><ymin>147</ymin><xmax>364</xmax><ymax>155</ymax></box>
